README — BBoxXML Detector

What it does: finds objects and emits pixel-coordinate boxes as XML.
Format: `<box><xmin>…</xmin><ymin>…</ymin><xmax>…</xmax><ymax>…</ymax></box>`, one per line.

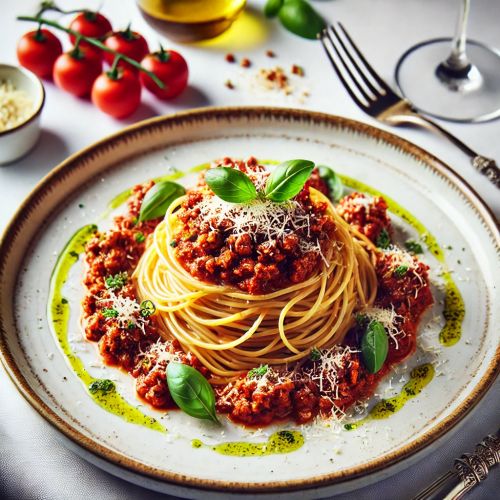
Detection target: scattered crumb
<box><xmin>258</xmin><ymin>66</ymin><xmax>292</xmax><ymax>94</ymax></box>
<box><xmin>225</xmin><ymin>53</ymin><xmax>236</xmax><ymax>63</ymax></box>
<box><xmin>291</xmin><ymin>64</ymin><xmax>305</xmax><ymax>76</ymax></box>
<box><xmin>266</xmin><ymin>49</ymin><xmax>276</xmax><ymax>58</ymax></box>
<box><xmin>225</xmin><ymin>79</ymin><xmax>235</xmax><ymax>89</ymax></box>
<box><xmin>241</xmin><ymin>57</ymin><xmax>251</xmax><ymax>68</ymax></box>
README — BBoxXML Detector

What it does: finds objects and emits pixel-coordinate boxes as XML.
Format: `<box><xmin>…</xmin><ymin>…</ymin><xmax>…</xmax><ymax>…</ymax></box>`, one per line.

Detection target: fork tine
<box><xmin>319</xmin><ymin>28</ymin><xmax>371</xmax><ymax>110</ymax></box>
<box><xmin>329</xmin><ymin>23</ymin><xmax>382</xmax><ymax>98</ymax></box>
<box><xmin>337</xmin><ymin>22</ymin><xmax>398</xmax><ymax>98</ymax></box>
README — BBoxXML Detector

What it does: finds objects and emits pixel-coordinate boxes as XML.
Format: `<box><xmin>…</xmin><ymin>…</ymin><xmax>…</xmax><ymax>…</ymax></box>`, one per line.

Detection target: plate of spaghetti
<box><xmin>0</xmin><ymin>107</ymin><xmax>498</xmax><ymax>498</ymax></box>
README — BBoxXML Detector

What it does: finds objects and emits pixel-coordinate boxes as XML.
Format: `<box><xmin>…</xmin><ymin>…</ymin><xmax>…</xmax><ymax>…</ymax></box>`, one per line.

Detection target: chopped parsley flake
<box><xmin>135</xmin><ymin>232</ymin><xmax>146</xmax><ymax>243</ymax></box>
<box><xmin>248</xmin><ymin>364</ymin><xmax>268</xmax><ymax>379</ymax></box>
<box><xmin>405</xmin><ymin>240</ymin><xmax>423</xmax><ymax>254</ymax></box>
<box><xmin>102</xmin><ymin>307</ymin><xmax>119</xmax><ymax>318</ymax></box>
<box><xmin>78</xmin><ymin>203</ymin><xmax>85</xmax><ymax>209</ymax></box>
<box><xmin>140</xmin><ymin>300</ymin><xmax>156</xmax><ymax>317</ymax></box>
<box><xmin>394</xmin><ymin>265</ymin><xmax>409</xmax><ymax>277</ymax></box>
<box><xmin>88</xmin><ymin>379</ymin><xmax>115</xmax><ymax>394</ymax></box>
<box><xmin>376</xmin><ymin>228</ymin><xmax>390</xmax><ymax>249</ymax></box>
<box><xmin>69</xmin><ymin>250</ymin><xmax>79</xmax><ymax>259</ymax></box>
<box><xmin>310</xmin><ymin>347</ymin><xmax>321</xmax><ymax>361</ymax></box>
<box><xmin>61</xmin><ymin>298</ymin><xmax>68</xmax><ymax>304</ymax></box>
<box><xmin>105</xmin><ymin>272</ymin><xmax>128</xmax><ymax>290</ymax></box>
<box><xmin>170</xmin><ymin>241</ymin><xmax>177</xmax><ymax>248</ymax></box>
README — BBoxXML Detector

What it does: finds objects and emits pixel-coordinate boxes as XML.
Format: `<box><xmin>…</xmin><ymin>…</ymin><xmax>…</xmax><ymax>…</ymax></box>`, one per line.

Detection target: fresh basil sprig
<box><xmin>317</xmin><ymin>165</ymin><xmax>343</xmax><ymax>202</ymax></box>
<box><xmin>205</xmin><ymin>167</ymin><xmax>257</xmax><ymax>203</ymax></box>
<box><xmin>264</xmin><ymin>0</ymin><xmax>283</xmax><ymax>17</ymax></box>
<box><xmin>361</xmin><ymin>320</ymin><xmax>389</xmax><ymax>374</ymax></box>
<box><xmin>139</xmin><ymin>181</ymin><xmax>186</xmax><ymax>222</ymax></box>
<box><xmin>166</xmin><ymin>362</ymin><xmax>219</xmax><ymax>423</ymax></box>
<box><xmin>276</xmin><ymin>0</ymin><xmax>325</xmax><ymax>40</ymax></box>
<box><xmin>264</xmin><ymin>159</ymin><xmax>315</xmax><ymax>202</ymax></box>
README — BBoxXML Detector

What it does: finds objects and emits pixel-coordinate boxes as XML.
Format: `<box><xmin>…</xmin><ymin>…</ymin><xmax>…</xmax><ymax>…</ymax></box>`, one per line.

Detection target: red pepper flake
<box><xmin>241</xmin><ymin>57</ymin><xmax>251</xmax><ymax>68</ymax></box>
<box><xmin>225</xmin><ymin>79</ymin><xmax>235</xmax><ymax>89</ymax></box>
<box><xmin>225</xmin><ymin>53</ymin><xmax>236</xmax><ymax>63</ymax></box>
<box><xmin>291</xmin><ymin>64</ymin><xmax>305</xmax><ymax>77</ymax></box>
<box><xmin>266</xmin><ymin>50</ymin><xmax>276</xmax><ymax>58</ymax></box>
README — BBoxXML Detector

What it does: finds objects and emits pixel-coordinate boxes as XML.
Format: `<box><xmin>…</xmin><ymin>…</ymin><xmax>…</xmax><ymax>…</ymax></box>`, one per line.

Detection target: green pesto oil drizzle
<box><xmin>47</xmin><ymin>224</ymin><xmax>165</xmax><ymax>433</ymax></box>
<box><xmin>191</xmin><ymin>430</ymin><xmax>304</xmax><ymax>457</ymax></box>
<box><xmin>344</xmin><ymin>363</ymin><xmax>435</xmax><ymax>431</ymax></box>
<box><xmin>338</xmin><ymin>175</ymin><xmax>465</xmax><ymax>346</ymax></box>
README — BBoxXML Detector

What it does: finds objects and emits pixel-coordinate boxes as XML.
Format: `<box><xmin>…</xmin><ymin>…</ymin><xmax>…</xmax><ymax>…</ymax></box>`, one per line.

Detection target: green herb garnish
<box><xmin>61</xmin><ymin>298</ymin><xmax>68</xmax><ymax>304</ymax></box>
<box><xmin>105</xmin><ymin>272</ymin><xmax>128</xmax><ymax>289</ymax></box>
<box><xmin>205</xmin><ymin>167</ymin><xmax>258</xmax><ymax>203</ymax></box>
<box><xmin>394</xmin><ymin>265</ymin><xmax>409</xmax><ymax>277</ymax></box>
<box><xmin>317</xmin><ymin>165</ymin><xmax>343</xmax><ymax>202</ymax></box>
<box><xmin>88</xmin><ymin>379</ymin><xmax>115</xmax><ymax>394</ymax></box>
<box><xmin>376</xmin><ymin>228</ymin><xmax>391</xmax><ymax>249</ymax></box>
<box><xmin>264</xmin><ymin>0</ymin><xmax>283</xmax><ymax>17</ymax></box>
<box><xmin>264</xmin><ymin>159</ymin><xmax>315</xmax><ymax>202</ymax></box>
<box><xmin>166</xmin><ymin>362</ymin><xmax>219</xmax><ymax>423</ymax></box>
<box><xmin>170</xmin><ymin>241</ymin><xmax>177</xmax><ymax>248</ymax></box>
<box><xmin>139</xmin><ymin>181</ymin><xmax>186</xmax><ymax>222</ymax></box>
<box><xmin>102</xmin><ymin>307</ymin><xmax>119</xmax><ymax>318</ymax></box>
<box><xmin>140</xmin><ymin>299</ymin><xmax>156</xmax><ymax>317</ymax></box>
<box><xmin>278</xmin><ymin>0</ymin><xmax>325</xmax><ymax>40</ymax></box>
<box><xmin>355</xmin><ymin>313</ymin><xmax>369</xmax><ymax>326</ymax></box>
<box><xmin>248</xmin><ymin>364</ymin><xmax>269</xmax><ymax>379</ymax></box>
<box><xmin>310</xmin><ymin>347</ymin><xmax>321</xmax><ymax>361</ymax></box>
<box><xmin>361</xmin><ymin>320</ymin><xmax>389</xmax><ymax>374</ymax></box>
<box><xmin>135</xmin><ymin>232</ymin><xmax>146</xmax><ymax>243</ymax></box>
<box><xmin>405</xmin><ymin>240</ymin><xmax>423</xmax><ymax>254</ymax></box>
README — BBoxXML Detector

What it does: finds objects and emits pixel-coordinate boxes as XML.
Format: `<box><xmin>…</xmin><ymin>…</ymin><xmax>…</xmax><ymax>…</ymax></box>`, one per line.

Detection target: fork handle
<box><xmin>403</xmin><ymin>112</ymin><xmax>500</xmax><ymax>189</ymax></box>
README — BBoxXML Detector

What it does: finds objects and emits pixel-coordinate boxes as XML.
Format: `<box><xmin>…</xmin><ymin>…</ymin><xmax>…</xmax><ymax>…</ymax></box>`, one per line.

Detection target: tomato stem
<box><xmin>70</xmin><ymin>35</ymin><xmax>84</xmax><ymax>59</ymax></box>
<box><xmin>34</xmin><ymin>23</ymin><xmax>46</xmax><ymax>42</ymax></box>
<box><xmin>158</xmin><ymin>44</ymin><xmax>170</xmax><ymax>63</ymax></box>
<box><xmin>123</xmin><ymin>23</ymin><xmax>134</xmax><ymax>41</ymax></box>
<box><xmin>17</xmin><ymin>15</ymin><xmax>164</xmax><ymax>89</ymax></box>
<box><xmin>107</xmin><ymin>55</ymin><xmax>122</xmax><ymax>80</ymax></box>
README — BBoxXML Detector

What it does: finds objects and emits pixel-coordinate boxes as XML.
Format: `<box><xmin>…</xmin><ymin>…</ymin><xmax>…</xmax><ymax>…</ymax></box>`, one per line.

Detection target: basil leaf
<box><xmin>205</xmin><ymin>167</ymin><xmax>257</xmax><ymax>203</ymax></box>
<box><xmin>376</xmin><ymin>228</ymin><xmax>391</xmax><ymax>249</ymax></box>
<box><xmin>394</xmin><ymin>264</ymin><xmax>409</xmax><ymax>277</ymax></box>
<box><xmin>264</xmin><ymin>0</ymin><xmax>283</xmax><ymax>17</ymax></box>
<box><xmin>265</xmin><ymin>159</ymin><xmax>315</xmax><ymax>202</ymax></box>
<box><xmin>405</xmin><ymin>240</ymin><xmax>423</xmax><ymax>254</ymax></box>
<box><xmin>278</xmin><ymin>0</ymin><xmax>325</xmax><ymax>40</ymax></box>
<box><xmin>361</xmin><ymin>320</ymin><xmax>389</xmax><ymax>374</ymax></box>
<box><xmin>166</xmin><ymin>362</ymin><xmax>219</xmax><ymax>423</ymax></box>
<box><xmin>139</xmin><ymin>181</ymin><xmax>186</xmax><ymax>222</ymax></box>
<box><xmin>317</xmin><ymin>165</ymin><xmax>343</xmax><ymax>202</ymax></box>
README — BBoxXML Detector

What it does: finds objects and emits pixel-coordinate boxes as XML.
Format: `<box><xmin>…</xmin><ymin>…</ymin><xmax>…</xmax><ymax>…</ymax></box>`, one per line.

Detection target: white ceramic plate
<box><xmin>0</xmin><ymin>107</ymin><xmax>498</xmax><ymax>498</ymax></box>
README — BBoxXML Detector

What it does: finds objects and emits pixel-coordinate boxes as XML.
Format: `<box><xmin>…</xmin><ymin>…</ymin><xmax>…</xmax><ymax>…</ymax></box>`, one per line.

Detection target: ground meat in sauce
<box><xmin>337</xmin><ymin>192</ymin><xmax>392</xmax><ymax>243</ymax></box>
<box><xmin>81</xmin><ymin>170</ymin><xmax>434</xmax><ymax>426</ymax></box>
<box><xmin>172</xmin><ymin>157</ymin><xmax>333</xmax><ymax>294</ymax></box>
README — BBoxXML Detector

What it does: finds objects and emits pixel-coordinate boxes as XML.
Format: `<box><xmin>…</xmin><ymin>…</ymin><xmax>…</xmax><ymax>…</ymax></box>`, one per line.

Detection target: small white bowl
<box><xmin>0</xmin><ymin>63</ymin><xmax>45</xmax><ymax>165</ymax></box>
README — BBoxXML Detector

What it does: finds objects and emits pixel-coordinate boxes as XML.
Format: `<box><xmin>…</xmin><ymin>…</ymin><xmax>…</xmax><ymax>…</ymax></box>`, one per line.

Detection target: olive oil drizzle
<box><xmin>47</xmin><ymin>224</ymin><xmax>165</xmax><ymax>432</ymax></box>
<box><xmin>191</xmin><ymin>430</ymin><xmax>304</xmax><ymax>457</ymax></box>
<box><xmin>344</xmin><ymin>363</ymin><xmax>435</xmax><ymax>430</ymax></box>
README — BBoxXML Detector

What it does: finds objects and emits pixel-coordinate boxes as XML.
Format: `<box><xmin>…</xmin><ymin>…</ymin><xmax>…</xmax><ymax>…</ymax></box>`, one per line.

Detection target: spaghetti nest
<box><xmin>134</xmin><ymin>187</ymin><xmax>378</xmax><ymax>383</ymax></box>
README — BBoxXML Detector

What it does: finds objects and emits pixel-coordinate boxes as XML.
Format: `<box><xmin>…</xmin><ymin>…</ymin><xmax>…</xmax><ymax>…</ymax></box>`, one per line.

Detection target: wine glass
<box><xmin>394</xmin><ymin>0</ymin><xmax>500</xmax><ymax>122</ymax></box>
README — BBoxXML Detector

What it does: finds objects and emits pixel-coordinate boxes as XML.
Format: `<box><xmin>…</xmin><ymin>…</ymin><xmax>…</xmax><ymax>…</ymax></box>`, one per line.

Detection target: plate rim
<box><xmin>0</xmin><ymin>106</ymin><xmax>498</xmax><ymax>493</ymax></box>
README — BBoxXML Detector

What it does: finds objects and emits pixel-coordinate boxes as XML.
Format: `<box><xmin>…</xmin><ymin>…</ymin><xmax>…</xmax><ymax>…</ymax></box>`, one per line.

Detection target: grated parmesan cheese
<box><xmin>0</xmin><ymin>79</ymin><xmax>34</xmax><ymax>132</ymax></box>
<box><xmin>98</xmin><ymin>290</ymin><xmax>146</xmax><ymax>333</ymax></box>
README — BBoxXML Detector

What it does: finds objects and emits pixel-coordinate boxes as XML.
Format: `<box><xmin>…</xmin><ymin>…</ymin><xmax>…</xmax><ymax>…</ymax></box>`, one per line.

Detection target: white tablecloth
<box><xmin>1</xmin><ymin>0</ymin><xmax>498</xmax><ymax>498</ymax></box>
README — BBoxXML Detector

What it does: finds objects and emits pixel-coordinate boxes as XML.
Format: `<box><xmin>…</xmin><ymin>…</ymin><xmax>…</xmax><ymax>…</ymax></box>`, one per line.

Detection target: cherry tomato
<box><xmin>17</xmin><ymin>29</ymin><xmax>63</xmax><ymax>79</ymax></box>
<box><xmin>53</xmin><ymin>47</ymin><xmax>102</xmax><ymax>97</ymax></box>
<box><xmin>69</xmin><ymin>11</ymin><xmax>112</xmax><ymax>59</ymax></box>
<box><xmin>103</xmin><ymin>27</ymin><xmax>149</xmax><ymax>70</ymax></box>
<box><xmin>91</xmin><ymin>69</ymin><xmax>141</xmax><ymax>118</ymax></box>
<box><xmin>140</xmin><ymin>48</ymin><xmax>189</xmax><ymax>100</ymax></box>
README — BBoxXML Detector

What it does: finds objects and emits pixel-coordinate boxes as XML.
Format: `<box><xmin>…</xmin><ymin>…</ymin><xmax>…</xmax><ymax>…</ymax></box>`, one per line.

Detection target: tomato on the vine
<box><xmin>53</xmin><ymin>46</ymin><xmax>102</xmax><ymax>97</ymax></box>
<box><xmin>140</xmin><ymin>47</ymin><xmax>189</xmax><ymax>100</ymax></box>
<box><xmin>91</xmin><ymin>68</ymin><xmax>141</xmax><ymax>118</ymax></box>
<box><xmin>17</xmin><ymin>29</ymin><xmax>63</xmax><ymax>79</ymax></box>
<box><xmin>103</xmin><ymin>26</ymin><xmax>149</xmax><ymax>70</ymax></box>
<box><xmin>69</xmin><ymin>11</ymin><xmax>112</xmax><ymax>59</ymax></box>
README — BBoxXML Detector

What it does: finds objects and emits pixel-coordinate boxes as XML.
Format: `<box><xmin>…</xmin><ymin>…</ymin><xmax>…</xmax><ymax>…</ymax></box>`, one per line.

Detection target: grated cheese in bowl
<box><xmin>0</xmin><ymin>79</ymin><xmax>34</xmax><ymax>132</ymax></box>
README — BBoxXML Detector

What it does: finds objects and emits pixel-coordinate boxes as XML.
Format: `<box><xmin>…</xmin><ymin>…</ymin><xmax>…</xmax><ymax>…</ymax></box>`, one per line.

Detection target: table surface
<box><xmin>0</xmin><ymin>0</ymin><xmax>498</xmax><ymax>499</ymax></box>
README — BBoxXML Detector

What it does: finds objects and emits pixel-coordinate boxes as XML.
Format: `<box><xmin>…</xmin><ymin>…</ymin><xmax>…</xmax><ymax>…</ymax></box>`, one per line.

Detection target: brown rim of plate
<box><xmin>0</xmin><ymin>64</ymin><xmax>45</xmax><ymax>137</ymax></box>
<box><xmin>0</xmin><ymin>107</ymin><xmax>498</xmax><ymax>494</ymax></box>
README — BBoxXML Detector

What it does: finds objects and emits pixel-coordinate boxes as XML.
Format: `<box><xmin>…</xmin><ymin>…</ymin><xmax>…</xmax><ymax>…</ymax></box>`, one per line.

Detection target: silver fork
<box><xmin>319</xmin><ymin>23</ymin><xmax>500</xmax><ymax>189</ymax></box>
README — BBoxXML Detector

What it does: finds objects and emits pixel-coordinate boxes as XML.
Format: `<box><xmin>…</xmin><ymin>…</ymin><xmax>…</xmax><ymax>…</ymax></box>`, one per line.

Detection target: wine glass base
<box><xmin>395</xmin><ymin>38</ymin><xmax>500</xmax><ymax>123</ymax></box>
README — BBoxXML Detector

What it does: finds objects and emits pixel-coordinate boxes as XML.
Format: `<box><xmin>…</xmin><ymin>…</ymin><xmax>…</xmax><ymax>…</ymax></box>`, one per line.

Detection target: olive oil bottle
<box><xmin>137</xmin><ymin>0</ymin><xmax>247</xmax><ymax>42</ymax></box>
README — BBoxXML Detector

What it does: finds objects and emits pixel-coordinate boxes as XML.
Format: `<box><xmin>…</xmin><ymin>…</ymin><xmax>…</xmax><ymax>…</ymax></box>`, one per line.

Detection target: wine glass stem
<box><xmin>444</xmin><ymin>0</ymin><xmax>471</xmax><ymax>72</ymax></box>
